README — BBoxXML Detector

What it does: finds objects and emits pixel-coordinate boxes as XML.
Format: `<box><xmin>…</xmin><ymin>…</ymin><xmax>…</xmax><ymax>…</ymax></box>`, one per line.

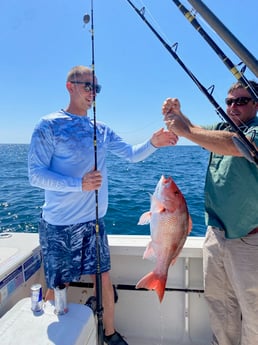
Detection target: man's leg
<box><xmin>91</xmin><ymin>272</ymin><xmax>115</xmax><ymax>335</ymax></box>
<box><xmin>203</xmin><ymin>227</ymin><xmax>241</xmax><ymax>345</ymax></box>
<box><xmin>44</xmin><ymin>288</ymin><xmax>54</xmax><ymax>301</ymax></box>
<box><xmin>226</xmin><ymin>233</ymin><xmax>258</xmax><ymax>345</ymax></box>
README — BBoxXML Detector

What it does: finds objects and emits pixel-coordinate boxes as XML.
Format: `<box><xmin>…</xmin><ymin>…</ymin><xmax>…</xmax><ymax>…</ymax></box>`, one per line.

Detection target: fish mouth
<box><xmin>157</xmin><ymin>175</ymin><xmax>172</xmax><ymax>192</ymax></box>
<box><xmin>161</xmin><ymin>176</ymin><xmax>174</xmax><ymax>189</ymax></box>
<box><xmin>161</xmin><ymin>175</ymin><xmax>172</xmax><ymax>184</ymax></box>
<box><xmin>160</xmin><ymin>175</ymin><xmax>180</xmax><ymax>197</ymax></box>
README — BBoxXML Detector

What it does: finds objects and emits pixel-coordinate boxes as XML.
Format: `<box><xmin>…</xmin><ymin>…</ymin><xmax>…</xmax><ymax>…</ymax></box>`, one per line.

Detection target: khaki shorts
<box><xmin>203</xmin><ymin>226</ymin><xmax>258</xmax><ymax>345</ymax></box>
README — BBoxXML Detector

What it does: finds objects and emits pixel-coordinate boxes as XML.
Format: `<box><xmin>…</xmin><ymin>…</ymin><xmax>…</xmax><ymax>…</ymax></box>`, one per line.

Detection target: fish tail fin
<box><xmin>136</xmin><ymin>272</ymin><xmax>166</xmax><ymax>302</ymax></box>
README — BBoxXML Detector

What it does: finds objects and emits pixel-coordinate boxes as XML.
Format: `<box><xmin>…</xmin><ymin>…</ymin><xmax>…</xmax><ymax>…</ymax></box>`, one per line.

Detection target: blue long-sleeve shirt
<box><xmin>28</xmin><ymin>110</ymin><xmax>157</xmax><ymax>225</ymax></box>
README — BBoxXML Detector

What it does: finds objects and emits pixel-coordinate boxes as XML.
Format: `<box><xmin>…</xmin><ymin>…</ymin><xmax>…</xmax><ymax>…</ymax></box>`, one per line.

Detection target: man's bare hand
<box><xmin>82</xmin><ymin>169</ymin><xmax>102</xmax><ymax>191</ymax></box>
<box><xmin>151</xmin><ymin>128</ymin><xmax>178</xmax><ymax>147</ymax></box>
<box><xmin>162</xmin><ymin>98</ymin><xmax>182</xmax><ymax>118</ymax></box>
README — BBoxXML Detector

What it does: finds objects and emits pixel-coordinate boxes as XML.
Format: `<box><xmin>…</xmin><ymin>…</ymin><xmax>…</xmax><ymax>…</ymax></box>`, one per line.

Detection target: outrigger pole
<box><xmin>187</xmin><ymin>0</ymin><xmax>258</xmax><ymax>78</ymax></box>
<box><xmin>171</xmin><ymin>0</ymin><xmax>258</xmax><ymax>101</ymax></box>
<box><xmin>83</xmin><ymin>1</ymin><xmax>104</xmax><ymax>344</ymax></box>
<box><xmin>125</xmin><ymin>0</ymin><xmax>258</xmax><ymax>165</ymax></box>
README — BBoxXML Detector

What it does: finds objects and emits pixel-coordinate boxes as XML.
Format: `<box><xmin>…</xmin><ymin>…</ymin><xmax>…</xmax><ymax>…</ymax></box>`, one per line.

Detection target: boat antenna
<box><xmin>83</xmin><ymin>2</ymin><xmax>104</xmax><ymax>344</ymax></box>
<box><xmin>187</xmin><ymin>0</ymin><xmax>258</xmax><ymax>78</ymax></box>
<box><xmin>171</xmin><ymin>0</ymin><xmax>258</xmax><ymax>101</ymax></box>
<box><xmin>125</xmin><ymin>0</ymin><xmax>258</xmax><ymax>165</ymax></box>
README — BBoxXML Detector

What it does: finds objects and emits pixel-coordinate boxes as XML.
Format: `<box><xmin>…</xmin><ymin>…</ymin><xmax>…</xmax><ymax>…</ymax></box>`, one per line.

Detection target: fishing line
<box><xmin>138</xmin><ymin>0</ymin><xmax>171</xmax><ymax>44</ymax></box>
<box><xmin>187</xmin><ymin>0</ymin><xmax>258</xmax><ymax>78</ymax></box>
<box><xmin>83</xmin><ymin>1</ymin><xmax>104</xmax><ymax>344</ymax></box>
<box><xmin>171</xmin><ymin>0</ymin><xmax>258</xmax><ymax>101</ymax></box>
<box><xmin>125</xmin><ymin>0</ymin><xmax>258</xmax><ymax>165</ymax></box>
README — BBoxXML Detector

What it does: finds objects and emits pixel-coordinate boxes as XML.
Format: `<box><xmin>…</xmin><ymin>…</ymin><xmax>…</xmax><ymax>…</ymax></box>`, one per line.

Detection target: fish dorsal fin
<box><xmin>138</xmin><ymin>211</ymin><xmax>152</xmax><ymax>225</ymax></box>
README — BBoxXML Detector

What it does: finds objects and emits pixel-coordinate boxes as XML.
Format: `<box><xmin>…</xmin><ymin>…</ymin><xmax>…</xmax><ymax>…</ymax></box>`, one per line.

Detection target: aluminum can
<box><xmin>54</xmin><ymin>284</ymin><xmax>68</xmax><ymax>315</ymax></box>
<box><xmin>31</xmin><ymin>283</ymin><xmax>43</xmax><ymax>312</ymax></box>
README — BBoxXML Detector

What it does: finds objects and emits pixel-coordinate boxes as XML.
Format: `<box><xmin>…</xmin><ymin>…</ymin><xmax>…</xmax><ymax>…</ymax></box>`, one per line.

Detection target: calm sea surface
<box><xmin>0</xmin><ymin>144</ymin><xmax>209</xmax><ymax>236</ymax></box>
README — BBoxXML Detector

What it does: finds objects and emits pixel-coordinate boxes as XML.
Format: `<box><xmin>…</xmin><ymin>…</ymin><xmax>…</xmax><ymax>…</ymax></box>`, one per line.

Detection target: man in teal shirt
<box><xmin>162</xmin><ymin>80</ymin><xmax>258</xmax><ymax>345</ymax></box>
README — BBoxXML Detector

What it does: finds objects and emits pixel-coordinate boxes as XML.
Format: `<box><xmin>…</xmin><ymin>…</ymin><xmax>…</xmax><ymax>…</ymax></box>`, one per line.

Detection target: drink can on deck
<box><xmin>31</xmin><ymin>283</ymin><xmax>43</xmax><ymax>312</ymax></box>
<box><xmin>54</xmin><ymin>284</ymin><xmax>68</xmax><ymax>315</ymax></box>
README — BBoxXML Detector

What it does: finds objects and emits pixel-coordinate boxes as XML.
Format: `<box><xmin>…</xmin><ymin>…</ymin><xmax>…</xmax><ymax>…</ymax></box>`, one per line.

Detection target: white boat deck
<box><xmin>0</xmin><ymin>232</ymin><xmax>212</xmax><ymax>345</ymax></box>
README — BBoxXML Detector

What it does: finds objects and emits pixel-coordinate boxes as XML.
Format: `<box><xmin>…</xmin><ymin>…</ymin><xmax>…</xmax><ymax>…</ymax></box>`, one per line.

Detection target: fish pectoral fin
<box><xmin>136</xmin><ymin>272</ymin><xmax>167</xmax><ymax>302</ymax></box>
<box><xmin>138</xmin><ymin>211</ymin><xmax>152</xmax><ymax>225</ymax></box>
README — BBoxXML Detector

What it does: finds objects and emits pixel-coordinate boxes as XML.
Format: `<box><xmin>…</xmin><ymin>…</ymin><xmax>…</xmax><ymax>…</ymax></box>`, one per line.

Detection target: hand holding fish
<box><xmin>165</xmin><ymin>114</ymin><xmax>192</xmax><ymax>137</ymax></box>
<box><xmin>162</xmin><ymin>97</ymin><xmax>182</xmax><ymax>117</ymax></box>
<box><xmin>150</xmin><ymin>128</ymin><xmax>178</xmax><ymax>147</ymax></box>
<box><xmin>162</xmin><ymin>98</ymin><xmax>193</xmax><ymax>137</ymax></box>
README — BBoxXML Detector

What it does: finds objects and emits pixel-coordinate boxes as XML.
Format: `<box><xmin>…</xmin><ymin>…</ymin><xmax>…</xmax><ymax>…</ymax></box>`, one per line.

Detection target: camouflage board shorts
<box><xmin>39</xmin><ymin>217</ymin><xmax>111</xmax><ymax>289</ymax></box>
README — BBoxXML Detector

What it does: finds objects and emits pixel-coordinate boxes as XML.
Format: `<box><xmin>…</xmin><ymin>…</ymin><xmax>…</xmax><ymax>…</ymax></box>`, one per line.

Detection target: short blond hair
<box><xmin>66</xmin><ymin>65</ymin><xmax>92</xmax><ymax>82</ymax></box>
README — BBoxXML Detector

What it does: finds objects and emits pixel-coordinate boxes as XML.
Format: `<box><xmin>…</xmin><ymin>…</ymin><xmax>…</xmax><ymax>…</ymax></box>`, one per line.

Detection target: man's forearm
<box><xmin>185</xmin><ymin>126</ymin><xmax>242</xmax><ymax>156</ymax></box>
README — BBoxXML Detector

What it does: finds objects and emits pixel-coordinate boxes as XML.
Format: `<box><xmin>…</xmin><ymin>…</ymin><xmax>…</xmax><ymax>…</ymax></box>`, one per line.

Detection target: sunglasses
<box><xmin>225</xmin><ymin>96</ymin><xmax>252</xmax><ymax>106</ymax></box>
<box><xmin>70</xmin><ymin>81</ymin><xmax>101</xmax><ymax>93</ymax></box>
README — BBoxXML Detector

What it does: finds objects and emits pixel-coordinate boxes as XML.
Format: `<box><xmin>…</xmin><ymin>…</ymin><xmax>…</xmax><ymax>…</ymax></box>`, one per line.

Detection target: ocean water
<box><xmin>0</xmin><ymin>144</ymin><xmax>209</xmax><ymax>237</ymax></box>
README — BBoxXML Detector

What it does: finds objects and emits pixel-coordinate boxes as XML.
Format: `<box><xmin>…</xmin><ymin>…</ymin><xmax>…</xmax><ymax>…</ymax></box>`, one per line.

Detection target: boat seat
<box><xmin>0</xmin><ymin>297</ymin><xmax>96</xmax><ymax>345</ymax></box>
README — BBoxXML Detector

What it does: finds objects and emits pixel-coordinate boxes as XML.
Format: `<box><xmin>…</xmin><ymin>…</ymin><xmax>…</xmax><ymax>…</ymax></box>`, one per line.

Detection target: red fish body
<box><xmin>136</xmin><ymin>175</ymin><xmax>192</xmax><ymax>302</ymax></box>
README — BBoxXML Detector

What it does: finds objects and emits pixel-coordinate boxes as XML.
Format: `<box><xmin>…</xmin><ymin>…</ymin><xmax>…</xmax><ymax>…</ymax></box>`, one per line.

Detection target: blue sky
<box><xmin>1</xmin><ymin>0</ymin><xmax>257</xmax><ymax>144</ymax></box>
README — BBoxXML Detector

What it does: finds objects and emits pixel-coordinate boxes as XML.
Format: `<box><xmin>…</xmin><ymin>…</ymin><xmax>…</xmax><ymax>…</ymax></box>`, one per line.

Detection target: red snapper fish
<box><xmin>136</xmin><ymin>175</ymin><xmax>192</xmax><ymax>302</ymax></box>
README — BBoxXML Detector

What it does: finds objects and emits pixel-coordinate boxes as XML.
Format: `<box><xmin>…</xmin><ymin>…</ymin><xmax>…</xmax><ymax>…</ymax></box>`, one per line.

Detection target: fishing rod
<box><xmin>171</xmin><ymin>0</ymin><xmax>258</xmax><ymax>101</ymax></box>
<box><xmin>125</xmin><ymin>0</ymin><xmax>258</xmax><ymax>165</ymax></box>
<box><xmin>187</xmin><ymin>0</ymin><xmax>258</xmax><ymax>78</ymax></box>
<box><xmin>83</xmin><ymin>1</ymin><xmax>104</xmax><ymax>344</ymax></box>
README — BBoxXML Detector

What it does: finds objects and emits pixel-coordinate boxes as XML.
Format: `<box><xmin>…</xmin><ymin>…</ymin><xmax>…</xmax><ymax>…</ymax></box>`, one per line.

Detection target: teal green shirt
<box><xmin>204</xmin><ymin>117</ymin><xmax>258</xmax><ymax>239</ymax></box>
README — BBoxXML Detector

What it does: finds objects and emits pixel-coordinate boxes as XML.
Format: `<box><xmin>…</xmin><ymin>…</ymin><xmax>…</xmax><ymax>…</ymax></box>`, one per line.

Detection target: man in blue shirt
<box><xmin>28</xmin><ymin>65</ymin><xmax>178</xmax><ymax>345</ymax></box>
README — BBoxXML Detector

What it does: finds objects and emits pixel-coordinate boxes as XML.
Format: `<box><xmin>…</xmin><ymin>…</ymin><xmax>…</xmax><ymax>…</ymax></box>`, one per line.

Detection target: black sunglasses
<box><xmin>70</xmin><ymin>81</ymin><xmax>101</xmax><ymax>93</ymax></box>
<box><xmin>225</xmin><ymin>96</ymin><xmax>252</xmax><ymax>106</ymax></box>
